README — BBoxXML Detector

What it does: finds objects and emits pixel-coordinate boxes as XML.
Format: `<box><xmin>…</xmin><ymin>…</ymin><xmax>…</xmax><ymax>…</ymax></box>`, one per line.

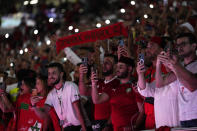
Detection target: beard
<box><xmin>48</xmin><ymin>76</ymin><xmax>61</xmax><ymax>87</ymax></box>
<box><xmin>102</xmin><ymin>68</ymin><xmax>113</xmax><ymax>76</ymax></box>
<box><xmin>117</xmin><ymin>71</ymin><xmax>128</xmax><ymax>79</ymax></box>
<box><xmin>179</xmin><ymin>51</ymin><xmax>192</xmax><ymax>58</ymax></box>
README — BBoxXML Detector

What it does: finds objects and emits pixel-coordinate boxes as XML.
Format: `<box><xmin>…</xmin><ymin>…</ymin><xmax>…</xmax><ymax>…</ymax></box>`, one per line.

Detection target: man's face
<box><xmin>102</xmin><ymin>57</ymin><xmax>114</xmax><ymax>76</ymax></box>
<box><xmin>176</xmin><ymin>37</ymin><xmax>195</xmax><ymax>58</ymax></box>
<box><xmin>145</xmin><ymin>42</ymin><xmax>160</xmax><ymax>62</ymax></box>
<box><xmin>48</xmin><ymin>67</ymin><xmax>61</xmax><ymax>86</ymax></box>
<box><xmin>116</xmin><ymin>62</ymin><xmax>129</xmax><ymax>79</ymax></box>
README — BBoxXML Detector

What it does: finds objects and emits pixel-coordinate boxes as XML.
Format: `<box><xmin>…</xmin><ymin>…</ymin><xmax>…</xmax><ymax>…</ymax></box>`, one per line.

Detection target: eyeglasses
<box><xmin>176</xmin><ymin>41</ymin><xmax>189</xmax><ymax>49</ymax></box>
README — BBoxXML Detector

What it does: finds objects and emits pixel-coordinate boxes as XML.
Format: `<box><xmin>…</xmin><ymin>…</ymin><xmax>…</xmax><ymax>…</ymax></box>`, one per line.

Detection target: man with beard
<box><xmin>91</xmin><ymin>56</ymin><xmax>144</xmax><ymax>131</ymax></box>
<box><xmin>79</xmin><ymin>54</ymin><xmax>119</xmax><ymax>131</ymax></box>
<box><xmin>138</xmin><ymin>36</ymin><xmax>181</xmax><ymax>128</ymax></box>
<box><xmin>156</xmin><ymin>33</ymin><xmax>197</xmax><ymax>127</ymax></box>
<box><xmin>33</xmin><ymin>62</ymin><xmax>86</xmax><ymax>131</ymax></box>
<box><xmin>137</xmin><ymin>36</ymin><xmax>168</xmax><ymax>129</ymax></box>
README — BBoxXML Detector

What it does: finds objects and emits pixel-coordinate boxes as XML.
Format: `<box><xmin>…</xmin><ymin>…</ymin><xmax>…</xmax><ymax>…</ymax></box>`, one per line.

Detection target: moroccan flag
<box><xmin>56</xmin><ymin>22</ymin><xmax>128</xmax><ymax>53</ymax></box>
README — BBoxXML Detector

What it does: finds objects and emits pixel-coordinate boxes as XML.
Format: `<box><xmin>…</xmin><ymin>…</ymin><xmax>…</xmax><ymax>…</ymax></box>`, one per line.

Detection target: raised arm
<box><xmin>156</xmin><ymin>52</ymin><xmax>176</xmax><ymax>88</ymax></box>
<box><xmin>169</xmin><ymin>57</ymin><xmax>197</xmax><ymax>92</ymax></box>
<box><xmin>91</xmin><ymin>70</ymin><xmax>109</xmax><ymax>104</ymax></box>
<box><xmin>78</xmin><ymin>64</ymin><xmax>91</xmax><ymax>96</ymax></box>
<box><xmin>0</xmin><ymin>89</ymin><xmax>14</xmax><ymax>112</ymax></box>
<box><xmin>136</xmin><ymin>61</ymin><xmax>146</xmax><ymax>90</ymax></box>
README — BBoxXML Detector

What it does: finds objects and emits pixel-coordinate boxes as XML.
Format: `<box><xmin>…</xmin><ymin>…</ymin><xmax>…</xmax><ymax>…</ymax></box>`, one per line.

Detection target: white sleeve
<box><xmin>137</xmin><ymin>81</ymin><xmax>155</xmax><ymax>97</ymax></box>
<box><xmin>45</xmin><ymin>92</ymin><xmax>53</xmax><ymax>106</ymax></box>
<box><xmin>68</xmin><ymin>82</ymin><xmax>80</xmax><ymax>103</ymax></box>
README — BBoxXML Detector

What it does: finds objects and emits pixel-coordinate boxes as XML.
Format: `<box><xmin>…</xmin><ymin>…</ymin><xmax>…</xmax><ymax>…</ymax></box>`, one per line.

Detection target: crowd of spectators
<box><xmin>0</xmin><ymin>0</ymin><xmax>197</xmax><ymax>131</ymax></box>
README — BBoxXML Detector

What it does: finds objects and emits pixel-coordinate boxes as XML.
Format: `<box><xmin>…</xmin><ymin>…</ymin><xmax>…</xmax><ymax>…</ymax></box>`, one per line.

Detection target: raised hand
<box><xmin>136</xmin><ymin>61</ymin><xmax>146</xmax><ymax>75</ymax></box>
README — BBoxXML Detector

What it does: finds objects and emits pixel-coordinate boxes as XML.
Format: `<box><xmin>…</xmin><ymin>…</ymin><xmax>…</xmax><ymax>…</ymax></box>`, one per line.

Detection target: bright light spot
<box><xmin>150</xmin><ymin>4</ymin><xmax>154</xmax><ymax>8</ymax></box>
<box><xmin>5</xmin><ymin>33</ymin><xmax>9</xmax><ymax>38</ymax></box>
<box><xmin>63</xmin><ymin>57</ymin><xmax>67</xmax><ymax>61</ymax></box>
<box><xmin>74</xmin><ymin>28</ymin><xmax>79</xmax><ymax>33</ymax></box>
<box><xmin>105</xmin><ymin>20</ymin><xmax>110</xmax><ymax>24</ymax></box>
<box><xmin>10</xmin><ymin>63</ymin><xmax>14</xmax><ymax>67</ymax></box>
<box><xmin>34</xmin><ymin>29</ymin><xmax>38</xmax><ymax>35</ymax></box>
<box><xmin>30</xmin><ymin>0</ymin><xmax>38</xmax><ymax>5</ymax></box>
<box><xmin>24</xmin><ymin>48</ymin><xmax>28</xmax><ymax>52</ymax></box>
<box><xmin>34</xmin><ymin>56</ymin><xmax>38</xmax><ymax>60</ymax></box>
<box><xmin>49</xmin><ymin>18</ymin><xmax>54</xmax><ymax>23</ymax></box>
<box><xmin>46</xmin><ymin>40</ymin><xmax>51</xmax><ymax>45</ymax></box>
<box><xmin>96</xmin><ymin>23</ymin><xmax>101</xmax><ymax>28</ymax></box>
<box><xmin>144</xmin><ymin>14</ymin><xmax>148</xmax><ymax>19</ymax></box>
<box><xmin>19</xmin><ymin>50</ymin><xmax>23</xmax><ymax>55</ymax></box>
<box><xmin>120</xmin><ymin>8</ymin><xmax>125</xmax><ymax>13</ymax></box>
<box><xmin>137</xmin><ymin>19</ymin><xmax>140</xmax><ymax>23</ymax></box>
<box><xmin>24</xmin><ymin>1</ymin><xmax>29</xmax><ymax>5</ymax></box>
<box><xmin>131</xmin><ymin>1</ymin><xmax>135</xmax><ymax>5</ymax></box>
<box><xmin>68</xmin><ymin>26</ymin><xmax>73</xmax><ymax>30</ymax></box>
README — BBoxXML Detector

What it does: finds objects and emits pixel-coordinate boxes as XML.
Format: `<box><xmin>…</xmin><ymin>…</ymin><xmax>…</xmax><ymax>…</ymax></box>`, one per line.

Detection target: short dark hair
<box><xmin>23</xmin><ymin>77</ymin><xmax>36</xmax><ymax>89</ymax></box>
<box><xmin>104</xmin><ymin>54</ymin><xmax>118</xmax><ymax>64</ymax></box>
<box><xmin>47</xmin><ymin>62</ymin><xmax>64</xmax><ymax>73</ymax></box>
<box><xmin>118</xmin><ymin>56</ymin><xmax>135</xmax><ymax>68</ymax></box>
<box><xmin>176</xmin><ymin>33</ymin><xmax>196</xmax><ymax>45</ymax></box>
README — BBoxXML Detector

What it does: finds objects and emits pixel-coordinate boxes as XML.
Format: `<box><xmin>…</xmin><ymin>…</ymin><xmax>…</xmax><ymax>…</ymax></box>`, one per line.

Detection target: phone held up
<box><xmin>82</xmin><ymin>57</ymin><xmax>88</xmax><ymax>66</ymax></box>
<box><xmin>119</xmin><ymin>39</ymin><xmax>124</xmax><ymax>46</ymax></box>
<box><xmin>138</xmin><ymin>53</ymin><xmax>145</xmax><ymax>65</ymax></box>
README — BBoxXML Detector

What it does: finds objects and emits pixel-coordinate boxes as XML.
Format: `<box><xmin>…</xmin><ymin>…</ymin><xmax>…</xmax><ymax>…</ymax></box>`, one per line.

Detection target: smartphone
<box><xmin>164</xmin><ymin>42</ymin><xmax>172</xmax><ymax>56</ymax></box>
<box><xmin>91</xmin><ymin>65</ymin><xmax>97</xmax><ymax>73</ymax></box>
<box><xmin>119</xmin><ymin>39</ymin><xmax>124</xmax><ymax>46</ymax></box>
<box><xmin>82</xmin><ymin>57</ymin><xmax>88</xmax><ymax>66</ymax></box>
<box><xmin>139</xmin><ymin>53</ymin><xmax>145</xmax><ymax>64</ymax></box>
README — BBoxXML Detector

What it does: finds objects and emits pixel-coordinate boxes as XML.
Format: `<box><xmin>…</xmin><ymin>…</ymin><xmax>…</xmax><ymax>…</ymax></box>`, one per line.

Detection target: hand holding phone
<box><xmin>119</xmin><ymin>39</ymin><xmax>124</xmax><ymax>46</ymax></box>
<box><xmin>138</xmin><ymin>53</ymin><xmax>145</xmax><ymax>64</ymax></box>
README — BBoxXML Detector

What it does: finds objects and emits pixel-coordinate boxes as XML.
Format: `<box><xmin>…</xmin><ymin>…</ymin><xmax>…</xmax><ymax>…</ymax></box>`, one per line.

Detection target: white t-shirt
<box><xmin>138</xmin><ymin>80</ymin><xmax>180</xmax><ymax>128</ymax></box>
<box><xmin>45</xmin><ymin>81</ymin><xmax>81</xmax><ymax>127</ymax></box>
<box><xmin>178</xmin><ymin>60</ymin><xmax>197</xmax><ymax>121</ymax></box>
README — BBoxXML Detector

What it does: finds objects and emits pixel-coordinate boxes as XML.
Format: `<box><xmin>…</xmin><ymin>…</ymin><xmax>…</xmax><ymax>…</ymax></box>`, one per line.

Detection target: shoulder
<box><xmin>186</xmin><ymin>60</ymin><xmax>197</xmax><ymax>73</ymax></box>
<box><xmin>64</xmin><ymin>81</ymin><xmax>78</xmax><ymax>90</ymax></box>
<box><xmin>64</xmin><ymin>81</ymin><xmax>77</xmax><ymax>87</ymax></box>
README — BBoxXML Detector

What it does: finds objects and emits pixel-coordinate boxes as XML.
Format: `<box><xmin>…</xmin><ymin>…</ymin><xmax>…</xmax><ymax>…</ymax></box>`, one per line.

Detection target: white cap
<box><xmin>180</xmin><ymin>22</ymin><xmax>195</xmax><ymax>33</ymax></box>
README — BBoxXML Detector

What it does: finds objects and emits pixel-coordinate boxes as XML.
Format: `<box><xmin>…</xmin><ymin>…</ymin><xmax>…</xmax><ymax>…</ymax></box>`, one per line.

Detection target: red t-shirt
<box><xmin>16</xmin><ymin>94</ymin><xmax>46</xmax><ymax>131</ymax></box>
<box><xmin>105</xmin><ymin>83</ymin><xmax>143</xmax><ymax>127</ymax></box>
<box><xmin>15</xmin><ymin>94</ymin><xmax>60</xmax><ymax>131</ymax></box>
<box><xmin>94</xmin><ymin>78</ymin><xmax>120</xmax><ymax>120</ymax></box>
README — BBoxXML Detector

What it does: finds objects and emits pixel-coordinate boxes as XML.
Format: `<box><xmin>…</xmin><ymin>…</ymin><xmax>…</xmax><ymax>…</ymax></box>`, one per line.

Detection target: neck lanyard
<box><xmin>55</xmin><ymin>85</ymin><xmax>64</xmax><ymax>122</ymax></box>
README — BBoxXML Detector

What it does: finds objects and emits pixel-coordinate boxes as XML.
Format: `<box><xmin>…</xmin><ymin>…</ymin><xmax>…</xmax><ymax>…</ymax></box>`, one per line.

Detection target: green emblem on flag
<box><xmin>20</xmin><ymin>102</ymin><xmax>29</xmax><ymax>110</ymax></box>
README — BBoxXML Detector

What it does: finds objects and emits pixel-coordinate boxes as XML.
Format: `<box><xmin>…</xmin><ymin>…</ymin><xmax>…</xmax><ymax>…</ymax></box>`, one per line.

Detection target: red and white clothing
<box><xmin>94</xmin><ymin>77</ymin><xmax>120</xmax><ymax>120</ymax></box>
<box><xmin>178</xmin><ymin>60</ymin><xmax>197</xmax><ymax>121</ymax></box>
<box><xmin>138</xmin><ymin>65</ymin><xmax>174</xmax><ymax>128</ymax></box>
<box><xmin>104</xmin><ymin>82</ymin><xmax>143</xmax><ymax>131</ymax></box>
<box><xmin>138</xmin><ymin>80</ymin><xmax>180</xmax><ymax>128</ymax></box>
<box><xmin>45</xmin><ymin>81</ymin><xmax>81</xmax><ymax>128</ymax></box>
